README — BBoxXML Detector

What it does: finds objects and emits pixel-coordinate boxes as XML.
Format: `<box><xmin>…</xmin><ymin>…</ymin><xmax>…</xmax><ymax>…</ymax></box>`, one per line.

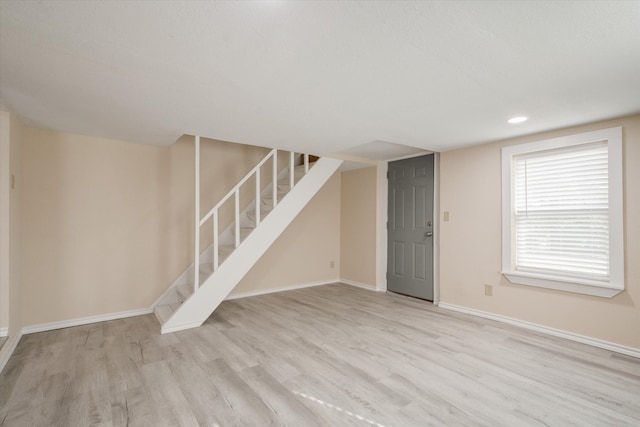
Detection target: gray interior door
<box><xmin>387</xmin><ymin>154</ymin><xmax>434</xmax><ymax>300</ymax></box>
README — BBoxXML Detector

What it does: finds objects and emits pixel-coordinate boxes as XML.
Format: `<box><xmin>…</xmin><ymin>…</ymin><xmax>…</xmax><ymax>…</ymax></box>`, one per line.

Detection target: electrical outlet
<box><xmin>484</xmin><ymin>284</ymin><xmax>493</xmax><ymax>296</ymax></box>
<box><xmin>330</xmin><ymin>261</ymin><xmax>335</xmax><ymax>268</ymax></box>
<box><xmin>443</xmin><ymin>211</ymin><xmax>450</xmax><ymax>221</ymax></box>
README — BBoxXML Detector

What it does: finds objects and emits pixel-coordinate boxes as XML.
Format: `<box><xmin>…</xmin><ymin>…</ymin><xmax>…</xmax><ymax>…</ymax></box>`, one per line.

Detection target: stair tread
<box><xmin>262</xmin><ymin>192</ymin><xmax>289</xmax><ymax>203</ymax></box>
<box><xmin>177</xmin><ymin>282</ymin><xmax>193</xmax><ymax>300</ymax></box>
<box><xmin>295</xmin><ymin>163</ymin><xmax>315</xmax><ymax>171</ymax></box>
<box><xmin>219</xmin><ymin>244</ymin><xmax>234</xmax><ymax>254</ymax></box>
<box><xmin>277</xmin><ymin>183</ymin><xmax>297</xmax><ymax>190</ymax></box>
<box><xmin>278</xmin><ymin>176</ymin><xmax>303</xmax><ymax>185</ymax></box>
<box><xmin>199</xmin><ymin>262</ymin><xmax>214</xmax><ymax>275</ymax></box>
<box><xmin>231</xmin><ymin>226</ymin><xmax>254</xmax><ymax>235</ymax></box>
<box><xmin>263</xmin><ymin>189</ymin><xmax>288</xmax><ymax>197</ymax></box>
<box><xmin>249</xmin><ymin>206</ymin><xmax>273</xmax><ymax>213</ymax></box>
<box><xmin>246</xmin><ymin>209</ymin><xmax>272</xmax><ymax>222</ymax></box>
<box><xmin>155</xmin><ymin>304</ymin><xmax>175</xmax><ymax>324</ymax></box>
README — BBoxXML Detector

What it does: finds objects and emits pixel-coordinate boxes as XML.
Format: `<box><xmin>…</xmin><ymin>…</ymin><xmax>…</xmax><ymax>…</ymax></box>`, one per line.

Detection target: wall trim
<box><xmin>375</xmin><ymin>161</ymin><xmax>388</xmax><ymax>292</ymax></box>
<box><xmin>340</xmin><ymin>278</ymin><xmax>379</xmax><ymax>291</ymax></box>
<box><xmin>0</xmin><ymin>326</ymin><xmax>7</xmax><ymax>337</ymax></box>
<box><xmin>0</xmin><ymin>332</ymin><xmax>22</xmax><ymax>374</ymax></box>
<box><xmin>0</xmin><ymin>112</ymin><xmax>11</xmax><ymax>362</ymax></box>
<box><xmin>432</xmin><ymin>152</ymin><xmax>440</xmax><ymax>305</ymax></box>
<box><xmin>438</xmin><ymin>302</ymin><xmax>640</xmax><ymax>359</ymax></box>
<box><xmin>225</xmin><ymin>279</ymin><xmax>340</xmax><ymax>301</ymax></box>
<box><xmin>21</xmin><ymin>307</ymin><xmax>153</xmax><ymax>335</ymax></box>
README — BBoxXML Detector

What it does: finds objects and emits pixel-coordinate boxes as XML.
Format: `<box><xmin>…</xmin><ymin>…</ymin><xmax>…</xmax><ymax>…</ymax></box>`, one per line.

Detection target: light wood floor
<box><xmin>1</xmin><ymin>283</ymin><xmax>639</xmax><ymax>426</ymax></box>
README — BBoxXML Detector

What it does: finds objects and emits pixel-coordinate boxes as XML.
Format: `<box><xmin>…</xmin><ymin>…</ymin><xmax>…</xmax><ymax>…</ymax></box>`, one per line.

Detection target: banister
<box><xmin>255</xmin><ymin>169</ymin><xmax>261</xmax><ymax>225</ymax></box>
<box><xmin>194</xmin><ymin>136</ymin><xmax>201</xmax><ymax>292</ymax></box>
<box><xmin>272</xmin><ymin>152</ymin><xmax>278</xmax><ymax>208</ymax></box>
<box><xmin>192</xmin><ymin>139</ymin><xmax>311</xmax><ymax>296</ymax></box>
<box><xmin>200</xmin><ymin>149</ymin><xmax>276</xmax><ymax>226</ymax></box>
<box><xmin>234</xmin><ymin>190</ymin><xmax>240</xmax><ymax>248</ymax></box>
<box><xmin>289</xmin><ymin>152</ymin><xmax>295</xmax><ymax>189</ymax></box>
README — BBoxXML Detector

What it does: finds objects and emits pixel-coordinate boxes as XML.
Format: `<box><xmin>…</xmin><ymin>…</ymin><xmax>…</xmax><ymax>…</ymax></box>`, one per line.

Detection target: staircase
<box><xmin>153</xmin><ymin>137</ymin><xmax>342</xmax><ymax>333</ymax></box>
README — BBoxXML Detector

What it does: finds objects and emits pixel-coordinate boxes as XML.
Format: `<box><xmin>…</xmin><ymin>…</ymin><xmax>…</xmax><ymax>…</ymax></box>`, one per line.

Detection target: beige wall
<box><xmin>440</xmin><ymin>114</ymin><xmax>640</xmax><ymax>349</ymax></box>
<box><xmin>19</xmin><ymin>128</ymin><xmax>341</xmax><ymax>326</ymax></box>
<box><xmin>16</xmin><ymin>112</ymin><xmax>638</xmax><ymax>350</ymax></box>
<box><xmin>340</xmin><ymin>167</ymin><xmax>377</xmax><ymax>287</ymax></box>
<box><xmin>21</xmin><ymin>128</ymin><xmax>170</xmax><ymax>325</ymax></box>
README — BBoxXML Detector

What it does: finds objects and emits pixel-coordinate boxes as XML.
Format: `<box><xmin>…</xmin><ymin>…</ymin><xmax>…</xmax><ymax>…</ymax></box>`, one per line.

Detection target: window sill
<box><xmin>501</xmin><ymin>270</ymin><xmax>623</xmax><ymax>298</ymax></box>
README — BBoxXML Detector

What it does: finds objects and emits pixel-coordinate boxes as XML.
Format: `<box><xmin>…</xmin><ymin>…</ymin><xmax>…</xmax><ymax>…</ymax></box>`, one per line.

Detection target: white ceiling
<box><xmin>1</xmin><ymin>1</ymin><xmax>639</xmax><ymax>156</ymax></box>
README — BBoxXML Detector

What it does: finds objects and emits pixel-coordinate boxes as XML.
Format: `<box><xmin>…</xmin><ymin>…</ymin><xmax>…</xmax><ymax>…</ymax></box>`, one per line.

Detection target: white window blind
<box><xmin>513</xmin><ymin>141</ymin><xmax>609</xmax><ymax>280</ymax></box>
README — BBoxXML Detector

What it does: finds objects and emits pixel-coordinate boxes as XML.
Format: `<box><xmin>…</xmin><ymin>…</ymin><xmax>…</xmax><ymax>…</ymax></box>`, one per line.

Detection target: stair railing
<box><xmin>193</xmin><ymin>136</ymin><xmax>309</xmax><ymax>293</ymax></box>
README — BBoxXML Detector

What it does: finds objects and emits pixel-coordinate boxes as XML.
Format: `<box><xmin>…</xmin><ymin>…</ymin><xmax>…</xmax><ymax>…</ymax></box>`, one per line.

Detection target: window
<box><xmin>501</xmin><ymin>127</ymin><xmax>624</xmax><ymax>297</ymax></box>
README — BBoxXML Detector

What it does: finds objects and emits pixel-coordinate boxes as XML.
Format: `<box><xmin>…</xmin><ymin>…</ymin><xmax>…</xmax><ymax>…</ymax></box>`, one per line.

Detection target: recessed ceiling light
<box><xmin>508</xmin><ymin>116</ymin><xmax>528</xmax><ymax>124</ymax></box>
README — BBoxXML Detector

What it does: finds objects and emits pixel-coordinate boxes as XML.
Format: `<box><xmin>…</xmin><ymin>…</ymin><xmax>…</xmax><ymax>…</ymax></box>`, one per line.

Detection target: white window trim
<box><xmin>501</xmin><ymin>127</ymin><xmax>624</xmax><ymax>298</ymax></box>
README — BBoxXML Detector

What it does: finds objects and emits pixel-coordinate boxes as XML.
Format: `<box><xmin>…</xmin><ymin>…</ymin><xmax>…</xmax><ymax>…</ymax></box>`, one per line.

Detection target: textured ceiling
<box><xmin>1</xmin><ymin>1</ymin><xmax>639</xmax><ymax>155</ymax></box>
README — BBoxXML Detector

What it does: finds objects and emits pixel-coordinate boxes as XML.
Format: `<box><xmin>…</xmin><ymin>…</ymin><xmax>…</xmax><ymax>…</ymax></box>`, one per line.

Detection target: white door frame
<box><xmin>375</xmin><ymin>152</ymin><xmax>440</xmax><ymax>304</ymax></box>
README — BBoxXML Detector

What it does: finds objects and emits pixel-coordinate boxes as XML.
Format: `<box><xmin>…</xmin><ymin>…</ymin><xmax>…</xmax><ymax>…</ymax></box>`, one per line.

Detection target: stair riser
<box><xmin>246</xmin><ymin>206</ymin><xmax>274</xmax><ymax>222</ymax></box>
<box><xmin>277</xmin><ymin>177</ymin><xmax>304</xmax><ymax>191</ymax></box>
<box><xmin>231</xmin><ymin>228</ymin><xmax>253</xmax><ymax>240</ymax></box>
<box><xmin>261</xmin><ymin>195</ymin><xmax>287</xmax><ymax>207</ymax></box>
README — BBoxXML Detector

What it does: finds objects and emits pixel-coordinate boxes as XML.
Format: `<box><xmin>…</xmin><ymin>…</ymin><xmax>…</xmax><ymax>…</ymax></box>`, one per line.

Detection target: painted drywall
<box><xmin>232</xmin><ymin>173</ymin><xmax>341</xmax><ymax>295</ymax></box>
<box><xmin>340</xmin><ymin>167</ymin><xmax>377</xmax><ymax>287</ymax></box>
<box><xmin>19</xmin><ymin>128</ymin><xmax>340</xmax><ymax>326</ymax></box>
<box><xmin>439</xmin><ymin>114</ymin><xmax>640</xmax><ymax>349</ymax></box>
<box><xmin>21</xmin><ymin>128</ymin><xmax>171</xmax><ymax>325</ymax></box>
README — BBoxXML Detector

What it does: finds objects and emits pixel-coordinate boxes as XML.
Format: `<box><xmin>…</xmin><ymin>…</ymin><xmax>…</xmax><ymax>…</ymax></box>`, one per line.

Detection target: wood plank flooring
<box><xmin>1</xmin><ymin>283</ymin><xmax>639</xmax><ymax>426</ymax></box>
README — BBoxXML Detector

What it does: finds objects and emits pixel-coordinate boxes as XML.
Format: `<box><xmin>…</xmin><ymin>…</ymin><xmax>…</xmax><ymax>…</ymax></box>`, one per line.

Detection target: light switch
<box><xmin>443</xmin><ymin>211</ymin><xmax>449</xmax><ymax>221</ymax></box>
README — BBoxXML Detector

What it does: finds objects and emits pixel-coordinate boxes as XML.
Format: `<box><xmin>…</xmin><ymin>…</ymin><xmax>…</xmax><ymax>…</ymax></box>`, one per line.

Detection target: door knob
<box><xmin>425</xmin><ymin>232</ymin><xmax>433</xmax><ymax>237</ymax></box>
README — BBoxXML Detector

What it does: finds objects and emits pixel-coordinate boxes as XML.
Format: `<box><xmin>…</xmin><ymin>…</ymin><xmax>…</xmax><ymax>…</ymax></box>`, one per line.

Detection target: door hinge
<box><xmin>386</xmin><ymin>171</ymin><xmax>389</xmax><ymax>179</ymax></box>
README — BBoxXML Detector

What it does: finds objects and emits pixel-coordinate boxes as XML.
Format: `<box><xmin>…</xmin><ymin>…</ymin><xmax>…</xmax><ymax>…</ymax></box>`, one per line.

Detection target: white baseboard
<box><xmin>225</xmin><ymin>279</ymin><xmax>339</xmax><ymax>300</ymax></box>
<box><xmin>21</xmin><ymin>307</ymin><xmax>154</xmax><ymax>335</ymax></box>
<box><xmin>0</xmin><ymin>326</ymin><xmax>7</xmax><ymax>337</ymax></box>
<box><xmin>0</xmin><ymin>332</ymin><xmax>23</xmax><ymax>374</ymax></box>
<box><xmin>437</xmin><ymin>302</ymin><xmax>640</xmax><ymax>359</ymax></box>
<box><xmin>339</xmin><ymin>278</ymin><xmax>379</xmax><ymax>291</ymax></box>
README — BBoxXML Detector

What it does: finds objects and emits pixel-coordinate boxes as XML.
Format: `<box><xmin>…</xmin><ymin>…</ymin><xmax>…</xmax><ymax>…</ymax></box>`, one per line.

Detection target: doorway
<box><xmin>387</xmin><ymin>154</ymin><xmax>434</xmax><ymax>300</ymax></box>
